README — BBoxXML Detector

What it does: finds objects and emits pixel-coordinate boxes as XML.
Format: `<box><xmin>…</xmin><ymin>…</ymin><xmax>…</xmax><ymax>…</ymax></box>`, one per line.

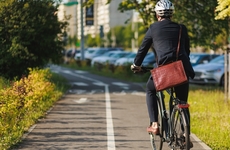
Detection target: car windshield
<box><xmin>209</xmin><ymin>55</ymin><xmax>224</xmax><ymax>64</ymax></box>
<box><xmin>190</xmin><ymin>54</ymin><xmax>202</xmax><ymax>64</ymax></box>
<box><xmin>109</xmin><ymin>52</ymin><xmax>129</xmax><ymax>58</ymax></box>
<box><xmin>95</xmin><ymin>50</ymin><xmax>107</xmax><ymax>54</ymax></box>
<box><xmin>101</xmin><ymin>52</ymin><xmax>116</xmax><ymax>57</ymax></box>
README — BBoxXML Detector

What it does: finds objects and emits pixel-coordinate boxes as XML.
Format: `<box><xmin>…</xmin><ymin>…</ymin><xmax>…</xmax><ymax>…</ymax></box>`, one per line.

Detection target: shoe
<box><xmin>147</xmin><ymin>126</ymin><xmax>159</xmax><ymax>135</ymax></box>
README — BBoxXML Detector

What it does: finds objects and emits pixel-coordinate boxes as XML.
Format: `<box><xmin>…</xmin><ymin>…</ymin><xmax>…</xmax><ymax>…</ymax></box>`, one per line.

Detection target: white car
<box><xmin>114</xmin><ymin>52</ymin><xmax>136</xmax><ymax>66</ymax></box>
<box><xmin>114</xmin><ymin>52</ymin><xmax>155</xmax><ymax>67</ymax></box>
<box><xmin>142</xmin><ymin>52</ymin><xmax>155</xmax><ymax>66</ymax></box>
<box><xmin>91</xmin><ymin>51</ymin><xmax>131</xmax><ymax>66</ymax></box>
<box><xmin>74</xmin><ymin>47</ymin><xmax>123</xmax><ymax>61</ymax></box>
<box><xmin>189</xmin><ymin>55</ymin><xmax>225</xmax><ymax>86</ymax></box>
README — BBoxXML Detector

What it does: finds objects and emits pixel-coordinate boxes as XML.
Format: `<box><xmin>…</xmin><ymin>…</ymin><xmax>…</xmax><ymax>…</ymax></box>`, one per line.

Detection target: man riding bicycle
<box><xmin>131</xmin><ymin>0</ymin><xmax>195</xmax><ymax>142</ymax></box>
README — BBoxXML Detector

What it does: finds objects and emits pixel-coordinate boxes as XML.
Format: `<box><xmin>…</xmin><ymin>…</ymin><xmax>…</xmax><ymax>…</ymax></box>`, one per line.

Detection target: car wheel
<box><xmin>220</xmin><ymin>75</ymin><xmax>225</xmax><ymax>87</ymax></box>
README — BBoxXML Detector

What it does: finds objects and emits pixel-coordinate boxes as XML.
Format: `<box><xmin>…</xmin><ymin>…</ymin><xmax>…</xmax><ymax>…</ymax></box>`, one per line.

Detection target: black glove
<box><xmin>131</xmin><ymin>64</ymin><xmax>142</xmax><ymax>73</ymax></box>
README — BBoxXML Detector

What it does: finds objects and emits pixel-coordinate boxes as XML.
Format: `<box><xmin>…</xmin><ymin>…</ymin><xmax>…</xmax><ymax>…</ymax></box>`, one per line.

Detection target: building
<box><xmin>58</xmin><ymin>0</ymin><xmax>133</xmax><ymax>46</ymax></box>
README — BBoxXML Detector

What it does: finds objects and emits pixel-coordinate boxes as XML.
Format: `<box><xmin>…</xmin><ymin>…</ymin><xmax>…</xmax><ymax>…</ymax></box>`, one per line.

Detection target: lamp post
<box><xmin>80</xmin><ymin>0</ymin><xmax>84</xmax><ymax>60</ymax></box>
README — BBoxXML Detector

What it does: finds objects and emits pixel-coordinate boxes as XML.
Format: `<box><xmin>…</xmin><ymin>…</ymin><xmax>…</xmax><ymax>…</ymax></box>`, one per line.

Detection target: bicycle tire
<box><xmin>150</xmin><ymin>97</ymin><xmax>163</xmax><ymax>150</ymax></box>
<box><xmin>170</xmin><ymin>107</ymin><xmax>190</xmax><ymax>150</ymax></box>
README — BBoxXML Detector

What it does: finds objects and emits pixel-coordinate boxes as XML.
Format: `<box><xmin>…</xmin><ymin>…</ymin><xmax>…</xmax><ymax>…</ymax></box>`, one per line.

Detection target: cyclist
<box><xmin>131</xmin><ymin>0</ymin><xmax>195</xmax><ymax>141</ymax></box>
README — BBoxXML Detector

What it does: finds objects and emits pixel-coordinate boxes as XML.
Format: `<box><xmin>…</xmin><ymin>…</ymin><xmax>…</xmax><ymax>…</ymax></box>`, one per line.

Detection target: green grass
<box><xmin>63</xmin><ymin>61</ymin><xmax>230</xmax><ymax>149</ymax></box>
<box><xmin>189</xmin><ymin>85</ymin><xmax>230</xmax><ymax>149</ymax></box>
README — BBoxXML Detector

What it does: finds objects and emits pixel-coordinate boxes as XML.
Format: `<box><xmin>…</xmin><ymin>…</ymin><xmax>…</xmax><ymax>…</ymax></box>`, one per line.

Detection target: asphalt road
<box><xmin>13</xmin><ymin>65</ymin><xmax>212</xmax><ymax>150</ymax></box>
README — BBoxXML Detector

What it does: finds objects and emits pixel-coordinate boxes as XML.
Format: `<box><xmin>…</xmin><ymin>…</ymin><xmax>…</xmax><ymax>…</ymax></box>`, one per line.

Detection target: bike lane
<box><xmin>14</xmin><ymin>65</ymin><xmax>211</xmax><ymax>150</ymax></box>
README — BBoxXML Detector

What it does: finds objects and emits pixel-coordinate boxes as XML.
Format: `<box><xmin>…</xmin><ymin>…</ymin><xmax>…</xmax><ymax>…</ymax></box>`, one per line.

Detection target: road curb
<box><xmin>191</xmin><ymin>133</ymin><xmax>212</xmax><ymax>150</ymax></box>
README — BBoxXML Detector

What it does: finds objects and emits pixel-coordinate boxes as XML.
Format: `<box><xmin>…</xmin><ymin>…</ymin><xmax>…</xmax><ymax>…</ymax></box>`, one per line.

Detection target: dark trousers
<box><xmin>146</xmin><ymin>76</ymin><xmax>190</xmax><ymax>123</ymax></box>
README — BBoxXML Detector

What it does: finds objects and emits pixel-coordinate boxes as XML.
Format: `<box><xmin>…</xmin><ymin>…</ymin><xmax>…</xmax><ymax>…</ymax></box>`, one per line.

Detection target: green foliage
<box><xmin>173</xmin><ymin>0</ymin><xmax>229</xmax><ymax>48</ymax></box>
<box><xmin>85</xmin><ymin>22</ymin><xmax>146</xmax><ymax>49</ymax></box>
<box><xmin>0</xmin><ymin>77</ymin><xmax>11</xmax><ymax>89</ymax></box>
<box><xmin>84</xmin><ymin>0</ymin><xmax>229</xmax><ymax>50</ymax></box>
<box><xmin>118</xmin><ymin>0</ymin><xmax>156</xmax><ymax>27</ymax></box>
<box><xmin>85</xmin><ymin>34</ymin><xmax>99</xmax><ymax>47</ymax></box>
<box><xmin>0</xmin><ymin>68</ymin><xmax>68</xmax><ymax>150</ymax></box>
<box><xmin>215</xmin><ymin>0</ymin><xmax>230</xmax><ymax>20</ymax></box>
<box><xmin>0</xmin><ymin>0</ymin><xmax>68</xmax><ymax>79</ymax></box>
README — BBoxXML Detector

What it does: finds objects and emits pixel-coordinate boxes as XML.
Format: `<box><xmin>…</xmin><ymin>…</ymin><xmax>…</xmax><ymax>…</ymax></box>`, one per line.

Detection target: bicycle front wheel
<box><xmin>150</xmin><ymin>97</ymin><xmax>163</xmax><ymax>150</ymax></box>
<box><xmin>171</xmin><ymin>107</ymin><xmax>190</xmax><ymax>150</ymax></box>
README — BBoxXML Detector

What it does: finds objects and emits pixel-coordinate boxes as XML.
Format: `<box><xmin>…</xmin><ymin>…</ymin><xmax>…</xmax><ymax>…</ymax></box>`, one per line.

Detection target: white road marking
<box><xmin>113</xmin><ymin>90</ymin><xmax>126</xmax><ymax>95</ymax></box>
<box><xmin>93</xmin><ymin>82</ymin><xmax>108</xmax><ymax>86</ymax></box>
<box><xmin>105</xmin><ymin>84</ymin><xmax>116</xmax><ymax>150</ymax></box>
<box><xmin>61</xmin><ymin>70</ymin><xmax>116</xmax><ymax>150</ymax></box>
<box><xmin>73</xmin><ymin>98</ymin><xmax>88</xmax><ymax>104</ymax></box>
<box><xmin>74</xmin><ymin>70</ymin><xmax>88</xmax><ymax>74</ymax></box>
<box><xmin>112</xmin><ymin>82</ymin><xmax>129</xmax><ymax>86</ymax></box>
<box><xmin>72</xmin><ymin>82</ymin><xmax>88</xmax><ymax>86</ymax></box>
<box><xmin>131</xmin><ymin>91</ymin><xmax>146</xmax><ymax>96</ymax></box>
<box><xmin>112</xmin><ymin>82</ymin><xmax>129</xmax><ymax>90</ymax></box>
<box><xmin>88</xmin><ymin>89</ymin><xmax>104</xmax><ymax>94</ymax></box>
<box><xmin>68</xmin><ymin>89</ymin><xmax>86</xmax><ymax>94</ymax></box>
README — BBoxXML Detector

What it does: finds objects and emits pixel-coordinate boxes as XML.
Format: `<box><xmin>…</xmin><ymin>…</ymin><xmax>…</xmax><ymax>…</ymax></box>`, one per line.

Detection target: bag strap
<box><xmin>176</xmin><ymin>25</ymin><xmax>182</xmax><ymax>60</ymax></box>
<box><xmin>154</xmin><ymin>25</ymin><xmax>182</xmax><ymax>66</ymax></box>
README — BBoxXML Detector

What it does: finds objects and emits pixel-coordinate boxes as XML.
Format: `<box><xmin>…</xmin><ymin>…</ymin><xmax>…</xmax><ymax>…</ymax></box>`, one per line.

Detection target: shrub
<box><xmin>0</xmin><ymin>68</ymin><xmax>65</xmax><ymax>149</ymax></box>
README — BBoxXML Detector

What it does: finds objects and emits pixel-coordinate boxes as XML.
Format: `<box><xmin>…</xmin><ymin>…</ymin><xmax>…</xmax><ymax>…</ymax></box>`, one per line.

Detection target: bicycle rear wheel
<box><xmin>171</xmin><ymin>107</ymin><xmax>190</xmax><ymax>150</ymax></box>
<box><xmin>150</xmin><ymin>98</ymin><xmax>163</xmax><ymax>150</ymax></box>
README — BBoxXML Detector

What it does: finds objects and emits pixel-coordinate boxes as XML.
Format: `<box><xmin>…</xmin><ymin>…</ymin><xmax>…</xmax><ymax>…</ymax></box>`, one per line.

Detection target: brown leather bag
<box><xmin>150</xmin><ymin>25</ymin><xmax>188</xmax><ymax>92</ymax></box>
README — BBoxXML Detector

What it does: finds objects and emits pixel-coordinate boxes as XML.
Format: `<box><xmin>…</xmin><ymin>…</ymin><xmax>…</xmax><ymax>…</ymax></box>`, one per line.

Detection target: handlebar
<box><xmin>141</xmin><ymin>66</ymin><xmax>153</xmax><ymax>72</ymax></box>
<box><xmin>132</xmin><ymin>66</ymin><xmax>154</xmax><ymax>74</ymax></box>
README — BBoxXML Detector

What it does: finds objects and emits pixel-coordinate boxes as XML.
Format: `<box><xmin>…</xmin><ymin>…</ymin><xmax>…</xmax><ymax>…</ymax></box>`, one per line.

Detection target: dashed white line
<box><xmin>73</xmin><ymin>98</ymin><xmax>88</xmax><ymax>104</ymax></box>
<box><xmin>61</xmin><ymin>70</ymin><xmax>116</xmax><ymax>150</ymax></box>
<box><xmin>72</xmin><ymin>82</ymin><xmax>88</xmax><ymax>86</ymax></box>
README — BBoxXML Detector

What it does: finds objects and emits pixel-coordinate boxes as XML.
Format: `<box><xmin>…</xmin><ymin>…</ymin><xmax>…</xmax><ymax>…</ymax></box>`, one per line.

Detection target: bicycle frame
<box><xmin>156</xmin><ymin>88</ymin><xmax>190</xmax><ymax>143</ymax></box>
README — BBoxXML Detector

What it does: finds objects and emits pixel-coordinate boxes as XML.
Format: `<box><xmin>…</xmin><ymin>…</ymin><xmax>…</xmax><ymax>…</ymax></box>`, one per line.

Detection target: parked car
<box><xmin>65</xmin><ymin>48</ymin><xmax>80</xmax><ymax>58</ymax></box>
<box><xmin>74</xmin><ymin>47</ymin><xmax>123</xmax><ymax>61</ymax></box>
<box><xmin>114</xmin><ymin>52</ymin><xmax>136</xmax><ymax>66</ymax></box>
<box><xmin>91</xmin><ymin>51</ymin><xmax>131</xmax><ymax>66</ymax></box>
<box><xmin>64</xmin><ymin>48</ymin><xmax>80</xmax><ymax>63</ymax></box>
<box><xmin>189</xmin><ymin>53</ymin><xmax>220</xmax><ymax>67</ymax></box>
<box><xmin>189</xmin><ymin>55</ymin><xmax>225</xmax><ymax>86</ymax></box>
<box><xmin>114</xmin><ymin>52</ymin><xmax>155</xmax><ymax>66</ymax></box>
<box><xmin>142</xmin><ymin>52</ymin><xmax>155</xmax><ymax>66</ymax></box>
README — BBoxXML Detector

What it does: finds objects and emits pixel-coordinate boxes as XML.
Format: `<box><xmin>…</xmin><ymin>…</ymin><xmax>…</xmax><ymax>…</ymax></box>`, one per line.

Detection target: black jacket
<box><xmin>134</xmin><ymin>19</ymin><xmax>195</xmax><ymax>79</ymax></box>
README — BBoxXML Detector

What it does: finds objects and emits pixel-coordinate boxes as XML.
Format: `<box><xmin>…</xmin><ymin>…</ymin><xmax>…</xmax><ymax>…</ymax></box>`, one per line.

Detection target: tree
<box><xmin>215</xmin><ymin>0</ymin><xmax>230</xmax><ymax>20</ymax></box>
<box><xmin>85</xmin><ymin>0</ymin><xmax>229</xmax><ymax>50</ymax></box>
<box><xmin>85</xmin><ymin>34</ymin><xmax>98</xmax><ymax>47</ymax></box>
<box><xmin>0</xmin><ymin>0</ymin><xmax>68</xmax><ymax>79</ymax></box>
<box><xmin>215</xmin><ymin>0</ymin><xmax>230</xmax><ymax>47</ymax></box>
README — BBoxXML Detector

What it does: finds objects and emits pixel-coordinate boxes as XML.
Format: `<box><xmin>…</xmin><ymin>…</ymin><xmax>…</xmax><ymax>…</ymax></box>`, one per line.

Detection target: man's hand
<box><xmin>130</xmin><ymin>64</ymin><xmax>142</xmax><ymax>73</ymax></box>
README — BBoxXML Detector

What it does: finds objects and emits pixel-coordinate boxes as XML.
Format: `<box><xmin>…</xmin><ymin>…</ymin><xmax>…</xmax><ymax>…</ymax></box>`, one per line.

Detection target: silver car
<box><xmin>189</xmin><ymin>55</ymin><xmax>225</xmax><ymax>86</ymax></box>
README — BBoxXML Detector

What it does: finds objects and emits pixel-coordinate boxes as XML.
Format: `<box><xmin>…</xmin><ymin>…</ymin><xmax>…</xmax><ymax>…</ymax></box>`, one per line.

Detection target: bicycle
<box><xmin>140</xmin><ymin>66</ymin><xmax>192</xmax><ymax>150</ymax></box>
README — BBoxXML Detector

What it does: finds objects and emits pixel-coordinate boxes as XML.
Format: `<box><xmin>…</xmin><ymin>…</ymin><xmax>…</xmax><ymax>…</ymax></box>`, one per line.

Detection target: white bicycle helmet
<box><xmin>155</xmin><ymin>0</ymin><xmax>174</xmax><ymax>17</ymax></box>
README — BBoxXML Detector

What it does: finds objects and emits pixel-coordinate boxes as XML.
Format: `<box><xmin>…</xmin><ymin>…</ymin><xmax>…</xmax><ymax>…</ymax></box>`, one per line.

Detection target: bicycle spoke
<box><xmin>171</xmin><ymin>107</ymin><xmax>191</xmax><ymax>150</ymax></box>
